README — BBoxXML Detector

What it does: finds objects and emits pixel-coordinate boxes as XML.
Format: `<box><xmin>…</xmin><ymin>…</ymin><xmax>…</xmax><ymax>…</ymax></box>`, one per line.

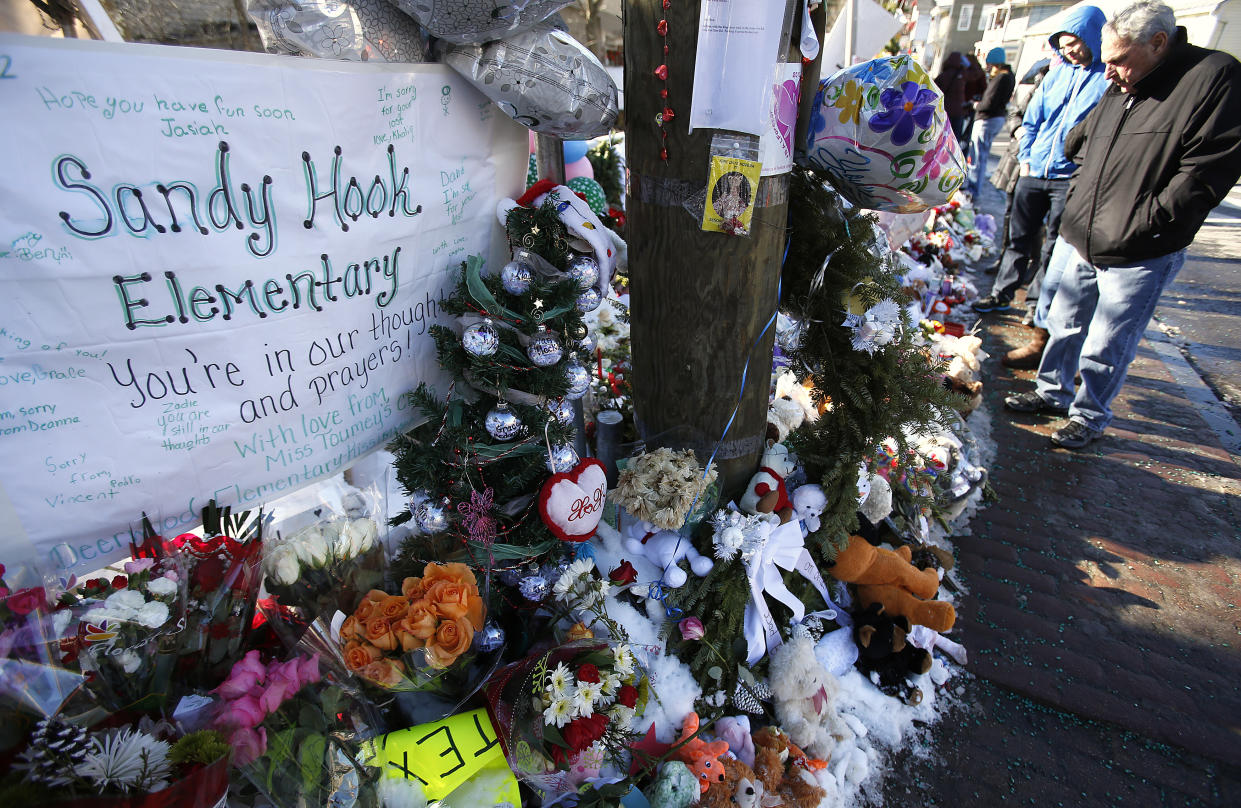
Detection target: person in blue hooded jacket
<box><xmin>973</xmin><ymin>5</ymin><xmax>1109</xmax><ymax>321</ymax></box>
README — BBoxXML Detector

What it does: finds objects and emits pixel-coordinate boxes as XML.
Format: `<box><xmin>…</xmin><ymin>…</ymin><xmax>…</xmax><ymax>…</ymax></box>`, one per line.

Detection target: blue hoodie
<box><xmin>1019</xmin><ymin>5</ymin><xmax>1109</xmax><ymax>178</ymax></box>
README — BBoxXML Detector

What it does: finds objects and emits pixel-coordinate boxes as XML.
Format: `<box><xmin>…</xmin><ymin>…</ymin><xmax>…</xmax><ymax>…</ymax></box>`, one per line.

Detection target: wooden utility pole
<box><xmin>624</xmin><ymin>0</ymin><xmax>794</xmax><ymax>499</ymax></box>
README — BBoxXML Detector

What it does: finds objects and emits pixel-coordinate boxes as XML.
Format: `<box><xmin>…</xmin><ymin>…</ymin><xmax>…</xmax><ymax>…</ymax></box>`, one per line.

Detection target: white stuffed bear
<box><xmin>791</xmin><ymin>484</ymin><xmax>828</xmax><ymax>533</ymax></box>
<box><xmin>767</xmin><ymin>396</ymin><xmax>806</xmax><ymax>443</ymax></box>
<box><xmin>740</xmin><ymin>442</ymin><xmax>797</xmax><ymax>523</ymax></box>
<box><xmin>768</xmin><ymin>631</ymin><xmax>854</xmax><ymax>760</ymax></box>
<box><xmin>621</xmin><ymin>517</ymin><xmax>713</xmax><ymax>588</ymax></box>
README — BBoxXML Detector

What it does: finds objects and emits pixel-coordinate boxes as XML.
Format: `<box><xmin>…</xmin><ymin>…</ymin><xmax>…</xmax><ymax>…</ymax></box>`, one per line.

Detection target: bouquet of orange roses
<box><xmin>338</xmin><ymin>562</ymin><xmax>486</xmax><ymax>690</ymax></box>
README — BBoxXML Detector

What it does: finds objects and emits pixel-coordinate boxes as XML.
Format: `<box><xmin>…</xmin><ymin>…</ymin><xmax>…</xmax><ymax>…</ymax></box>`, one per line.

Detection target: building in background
<box><xmin>978</xmin><ymin>0</ymin><xmax>1241</xmax><ymax>80</ymax></box>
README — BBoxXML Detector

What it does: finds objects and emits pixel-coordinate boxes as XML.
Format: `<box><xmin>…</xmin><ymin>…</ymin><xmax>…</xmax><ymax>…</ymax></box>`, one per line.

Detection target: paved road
<box><xmin>1153</xmin><ymin>183</ymin><xmax>1241</xmax><ymax>448</ymax></box>
<box><xmin>880</xmin><ymin>153</ymin><xmax>1241</xmax><ymax>806</ymax></box>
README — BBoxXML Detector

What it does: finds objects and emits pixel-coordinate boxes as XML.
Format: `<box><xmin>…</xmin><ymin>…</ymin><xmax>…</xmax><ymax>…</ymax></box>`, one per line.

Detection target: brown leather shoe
<box><xmin>1002</xmin><ymin>328</ymin><xmax>1049</xmax><ymax>369</ymax></box>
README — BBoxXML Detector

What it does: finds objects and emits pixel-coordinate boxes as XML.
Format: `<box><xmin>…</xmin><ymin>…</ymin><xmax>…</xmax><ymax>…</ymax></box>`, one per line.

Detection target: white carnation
<box><xmin>145</xmin><ymin>576</ymin><xmax>178</xmax><ymax>600</ymax></box>
<box><xmin>104</xmin><ymin>589</ymin><xmax>146</xmax><ymax>616</ymax></box>
<box><xmin>134</xmin><ymin>600</ymin><xmax>170</xmax><ymax>629</ymax></box>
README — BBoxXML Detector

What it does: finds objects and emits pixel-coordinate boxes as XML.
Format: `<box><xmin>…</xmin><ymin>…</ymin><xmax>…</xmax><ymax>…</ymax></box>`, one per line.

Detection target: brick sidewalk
<box><xmin>881</xmin><ymin>206</ymin><xmax>1241</xmax><ymax>803</ymax></box>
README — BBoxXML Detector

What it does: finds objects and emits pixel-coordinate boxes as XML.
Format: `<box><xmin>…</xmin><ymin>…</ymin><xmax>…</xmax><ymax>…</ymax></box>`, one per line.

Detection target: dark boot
<box><xmin>1002</xmin><ymin>327</ymin><xmax>1049</xmax><ymax>369</ymax></box>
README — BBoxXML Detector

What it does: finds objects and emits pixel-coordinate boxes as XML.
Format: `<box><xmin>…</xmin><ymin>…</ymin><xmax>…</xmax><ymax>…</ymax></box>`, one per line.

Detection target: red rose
<box><xmin>111</xmin><ymin>575</ymin><xmax>128</xmax><ymax>589</ymax></box>
<box><xmin>608</xmin><ymin>561</ymin><xmax>637</xmax><ymax>586</ymax></box>
<box><xmin>576</xmin><ymin>663</ymin><xmax>601</xmax><ymax>684</ymax></box>
<box><xmin>193</xmin><ymin>555</ymin><xmax>226</xmax><ymax>592</ymax></box>
<box><xmin>5</xmin><ymin>587</ymin><xmax>46</xmax><ymax>616</ymax></box>
<box><xmin>616</xmin><ymin>684</ymin><xmax>638</xmax><ymax>709</ymax></box>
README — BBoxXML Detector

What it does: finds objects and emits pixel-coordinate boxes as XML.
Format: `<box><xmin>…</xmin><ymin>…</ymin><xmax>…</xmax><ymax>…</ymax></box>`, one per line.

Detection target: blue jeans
<box><xmin>1033</xmin><ymin>236</ymin><xmax>1074</xmax><ymax>329</ymax></box>
<box><xmin>1035</xmin><ymin>246</ymin><xmax>1187</xmax><ymax>431</ymax></box>
<box><xmin>965</xmin><ymin>116</ymin><xmax>1005</xmax><ymax>198</ymax></box>
<box><xmin>990</xmin><ymin>176</ymin><xmax>1069</xmax><ymax>303</ymax></box>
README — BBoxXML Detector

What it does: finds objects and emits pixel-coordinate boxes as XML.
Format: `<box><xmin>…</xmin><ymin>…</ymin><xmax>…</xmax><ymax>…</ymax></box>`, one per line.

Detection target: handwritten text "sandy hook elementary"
<box><xmin>48</xmin><ymin>141</ymin><xmax>427</xmax><ymax>328</ymax></box>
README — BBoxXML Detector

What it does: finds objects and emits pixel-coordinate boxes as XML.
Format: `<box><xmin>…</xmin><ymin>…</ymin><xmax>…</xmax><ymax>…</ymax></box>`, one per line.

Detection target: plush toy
<box><xmin>828</xmin><ymin>534</ymin><xmax>955</xmax><ymax>632</ymax></box>
<box><xmin>768</xmin><ymin>632</ymin><xmax>854</xmax><ymax>761</ymax></box>
<box><xmin>733</xmin><ymin>777</ymin><xmax>782</xmax><ymax>808</ymax></box>
<box><xmin>621</xmin><ymin>517</ymin><xmax>713</xmax><ymax>588</ymax></box>
<box><xmin>699</xmin><ymin>756</ymin><xmax>758</xmax><ymax>808</ymax></box>
<box><xmin>671</xmin><ymin>712</ymin><xmax>731</xmax><ymax>794</ymax></box>
<box><xmin>790</xmin><ymin>484</ymin><xmax>827</xmax><ymax>533</ymax></box>
<box><xmin>751</xmin><ymin>726</ymin><xmax>827</xmax><ymax>808</ymax></box>
<box><xmin>852</xmin><ymin>602</ymin><xmax>931</xmax><ymax>703</ymax></box>
<box><xmin>767</xmin><ymin>395</ymin><xmax>807</xmax><ymax>443</ymax></box>
<box><xmin>497</xmin><ymin>179</ymin><xmax>616</xmax><ymax>292</ymax></box>
<box><xmin>740</xmin><ymin>442</ymin><xmax>797</xmax><ymax>523</ymax></box>
<box><xmin>858</xmin><ymin>472</ymin><xmax>893</xmax><ymax>525</ymax></box>
<box><xmin>650</xmin><ymin>761</ymin><xmax>698</xmax><ymax>808</ymax></box>
<box><xmin>714</xmin><ymin>714</ymin><xmax>755</xmax><ymax>768</ymax></box>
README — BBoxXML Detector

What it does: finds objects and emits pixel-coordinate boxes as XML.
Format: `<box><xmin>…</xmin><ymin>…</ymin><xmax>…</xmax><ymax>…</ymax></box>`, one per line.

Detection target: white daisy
<box><xmin>546</xmin><ymin>662</ymin><xmax>572</xmax><ymax>696</ymax></box>
<box><xmin>573</xmin><ymin>681</ymin><xmax>602</xmax><ymax>717</ymax></box>
<box><xmin>612</xmin><ymin>644</ymin><xmax>635</xmax><ymax>677</ymax></box>
<box><xmin>600</xmin><ymin>671</ymin><xmax>623</xmax><ymax>698</ymax></box>
<box><xmin>543</xmin><ymin>695</ymin><xmax>575</xmax><ymax>729</ymax></box>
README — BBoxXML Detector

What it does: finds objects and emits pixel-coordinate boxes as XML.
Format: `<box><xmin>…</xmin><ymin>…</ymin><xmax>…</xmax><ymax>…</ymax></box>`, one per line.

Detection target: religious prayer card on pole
<box><xmin>689</xmin><ymin>0</ymin><xmax>791</xmax><ymax>135</ymax></box>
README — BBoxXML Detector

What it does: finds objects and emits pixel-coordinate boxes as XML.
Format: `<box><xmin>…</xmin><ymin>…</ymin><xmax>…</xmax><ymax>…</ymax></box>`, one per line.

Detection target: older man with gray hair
<box><xmin>1004</xmin><ymin>0</ymin><xmax>1241</xmax><ymax>449</ymax></box>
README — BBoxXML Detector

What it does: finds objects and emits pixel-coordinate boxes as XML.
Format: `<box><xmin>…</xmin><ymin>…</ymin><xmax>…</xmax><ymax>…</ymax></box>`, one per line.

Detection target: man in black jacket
<box><xmin>1004</xmin><ymin>0</ymin><xmax>1241</xmax><ymax>449</ymax></box>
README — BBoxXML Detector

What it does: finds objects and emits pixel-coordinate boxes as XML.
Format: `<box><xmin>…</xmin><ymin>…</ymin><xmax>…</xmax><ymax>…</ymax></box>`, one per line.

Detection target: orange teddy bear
<box><xmin>828</xmin><ymin>534</ymin><xmax>956</xmax><ymax>632</ymax></box>
<box><xmin>672</xmin><ymin>711</ymin><xmax>730</xmax><ymax>794</ymax></box>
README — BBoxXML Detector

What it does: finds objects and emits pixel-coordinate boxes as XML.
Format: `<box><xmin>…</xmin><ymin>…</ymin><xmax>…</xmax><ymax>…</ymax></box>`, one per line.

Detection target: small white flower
<box><xmin>600</xmin><ymin>671</ymin><xmax>623</xmax><ymax>698</ymax></box>
<box><xmin>543</xmin><ymin>695</ymin><xmax>575</xmax><ymax>728</ymax></box>
<box><xmin>612</xmin><ymin>644</ymin><xmax>635</xmax><ymax>677</ymax></box>
<box><xmin>118</xmin><ymin>650</ymin><xmax>142</xmax><ymax>674</ymax></box>
<box><xmin>104</xmin><ymin>589</ymin><xmax>146</xmax><ymax>616</ymax></box>
<box><xmin>546</xmin><ymin>662</ymin><xmax>572</xmax><ymax>696</ymax></box>
<box><xmin>573</xmin><ymin>681</ymin><xmax>602</xmax><ymax>716</ymax></box>
<box><xmin>145</xmin><ymin>576</ymin><xmax>178</xmax><ymax>601</ymax></box>
<box><xmin>134</xmin><ymin>600</ymin><xmax>170</xmax><ymax>629</ymax></box>
<box><xmin>608</xmin><ymin>703</ymin><xmax>635</xmax><ymax>726</ymax></box>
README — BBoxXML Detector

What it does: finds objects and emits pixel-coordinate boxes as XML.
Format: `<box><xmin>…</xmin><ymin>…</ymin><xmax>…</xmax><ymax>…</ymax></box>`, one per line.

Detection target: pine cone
<box><xmin>17</xmin><ymin>717</ymin><xmax>90</xmax><ymax>786</ymax></box>
<box><xmin>732</xmin><ymin>678</ymin><xmax>772</xmax><ymax>715</ymax></box>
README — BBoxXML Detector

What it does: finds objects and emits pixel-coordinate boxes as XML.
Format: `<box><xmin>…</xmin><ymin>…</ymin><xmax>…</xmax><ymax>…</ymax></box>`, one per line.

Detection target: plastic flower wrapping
<box><xmin>337</xmin><ymin>561</ymin><xmax>491</xmax><ymax>693</ymax></box>
<box><xmin>805</xmin><ymin>55</ymin><xmax>965</xmax><ymax>212</ymax></box>
<box><xmin>484</xmin><ymin>640</ymin><xmax>648</xmax><ymax>801</ymax></box>
<box><xmin>262</xmin><ymin>487</ymin><xmax>386</xmax><ymax>635</ymax></box>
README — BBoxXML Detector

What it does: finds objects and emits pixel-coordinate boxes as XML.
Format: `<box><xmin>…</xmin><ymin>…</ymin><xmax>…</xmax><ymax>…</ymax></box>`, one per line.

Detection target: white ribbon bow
<box><xmin>742</xmin><ymin>519</ymin><xmax>836</xmax><ymax>664</ymax></box>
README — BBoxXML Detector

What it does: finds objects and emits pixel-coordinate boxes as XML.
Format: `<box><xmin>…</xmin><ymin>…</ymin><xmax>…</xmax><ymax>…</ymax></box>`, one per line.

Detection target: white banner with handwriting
<box><xmin>0</xmin><ymin>36</ymin><xmax>526</xmax><ymax>576</ymax></box>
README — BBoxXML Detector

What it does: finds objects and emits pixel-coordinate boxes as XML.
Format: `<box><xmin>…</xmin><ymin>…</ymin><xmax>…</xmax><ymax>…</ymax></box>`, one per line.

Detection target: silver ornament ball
<box><xmin>546</xmin><ymin>443</ymin><xmax>578</xmax><ymax>473</ymax></box>
<box><xmin>463</xmin><ymin>318</ymin><xmax>500</xmax><ymax>358</ymax></box>
<box><xmin>473</xmin><ymin>621</ymin><xmax>506</xmax><ymax>652</ymax></box>
<box><xmin>545</xmin><ymin>397</ymin><xmax>574</xmax><ymax>425</ymax></box>
<box><xmin>501</xmin><ymin>259</ymin><xmax>534</xmax><ymax>295</ymax></box>
<box><xmin>518</xmin><ymin>574</ymin><xmax>550</xmax><ymax>602</ymax></box>
<box><xmin>575</xmin><ymin>287</ymin><xmax>603</xmax><ymax>313</ymax></box>
<box><xmin>563</xmin><ymin>355</ymin><xmax>591</xmax><ymax>400</ymax></box>
<box><xmin>565</xmin><ymin>255</ymin><xmax>600</xmax><ymax>289</ymax></box>
<box><xmin>414</xmin><ymin>500</ymin><xmax>450</xmax><ymax>534</ymax></box>
<box><xmin>527</xmin><ymin>325</ymin><xmax>564</xmax><ymax>367</ymax></box>
<box><xmin>485</xmin><ymin>401</ymin><xmax>523</xmax><ymax>441</ymax></box>
<box><xmin>578</xmin><ymin>332</ymin><xmax>596</xmax><ymax>354</ymax></box>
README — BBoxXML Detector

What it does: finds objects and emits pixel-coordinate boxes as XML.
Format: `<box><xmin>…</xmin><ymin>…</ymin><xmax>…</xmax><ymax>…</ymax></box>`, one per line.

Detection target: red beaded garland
<box><xmin>654</xmin><ymin>8</ymin><xmax>672</xmax><ymax>161</ymax></box>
